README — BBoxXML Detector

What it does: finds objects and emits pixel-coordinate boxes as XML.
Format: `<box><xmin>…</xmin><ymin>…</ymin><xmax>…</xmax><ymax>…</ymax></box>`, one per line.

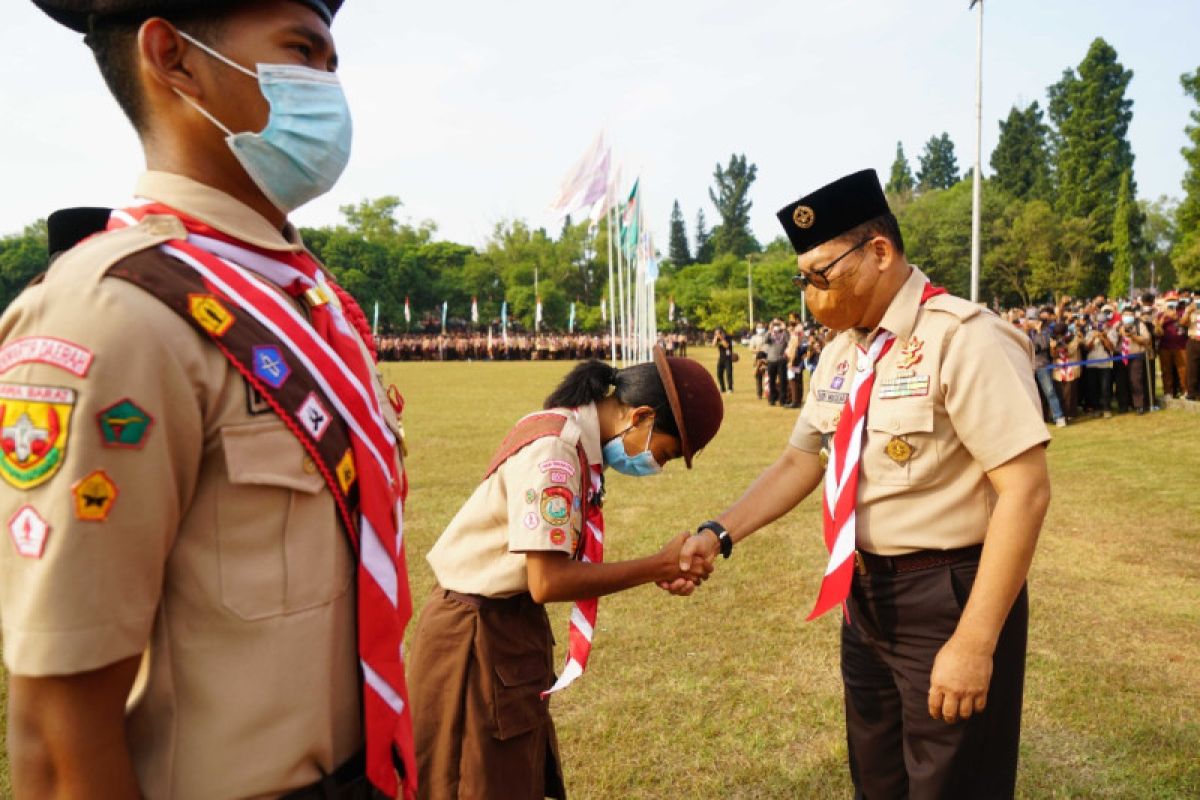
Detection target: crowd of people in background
<box><xmin>1010</xmin><ymin>289</ymin><xmax>1200</xmax><ymax>423</ymax></box>
<box><xmin>374</xmin><ymin>331</ymin><xmax>693</xmax><ymax>361</ymax></box>
<box><xmin>732</xmin><ymin>289</ymin><xmax>1200</xmax><ymax>424</ymax></box>
<box><xmin>376</xmin><ymin>289</ymin><xmax>1200</xmax><ymax>427</ymax></box>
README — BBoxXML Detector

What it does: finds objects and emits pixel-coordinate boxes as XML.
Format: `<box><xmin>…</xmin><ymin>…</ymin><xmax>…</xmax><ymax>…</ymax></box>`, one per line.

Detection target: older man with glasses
<box><xmin>672</xmin><ymin>169</ymin><xmax>1052</xmax><ymax>798</ymax></box>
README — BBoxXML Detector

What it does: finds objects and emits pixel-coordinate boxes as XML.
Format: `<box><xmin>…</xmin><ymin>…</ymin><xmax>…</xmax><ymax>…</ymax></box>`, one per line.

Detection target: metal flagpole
<box><xmin>969</xmin><ymin>0</ymin><xmax>984</xmax><ymax>303</ymax></box>
<box><xmin>607</xmin><ymin>204</ymin><xmax>617</xmax><ymax>363</ymax></box>
<box><xmin>534</xmin><ymin>265</ymin><xmax>539</xmax><ymax>334</ymax></box>
<box><xmin>616</xmin><ymin>207</ymin><xmax>628</xmax><ymax>367</ymax></box>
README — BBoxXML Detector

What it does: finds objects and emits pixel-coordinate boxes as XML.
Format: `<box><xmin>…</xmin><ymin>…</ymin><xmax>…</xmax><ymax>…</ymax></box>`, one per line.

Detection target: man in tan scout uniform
<box><xmin>2</xmin><ymin>2</ymin><xmax>413</xmax><ymax>798</ymax></box>
<box><xmin>675</xmin><ymin>170</ymin><xmax>1052</xmax><ymax>798</ymax></box>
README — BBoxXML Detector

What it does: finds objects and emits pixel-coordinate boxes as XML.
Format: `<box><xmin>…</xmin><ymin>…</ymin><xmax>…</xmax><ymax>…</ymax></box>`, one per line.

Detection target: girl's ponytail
<box><xmin>543</xmin><ymin>360</ymin><xmax>619</xmax><ymax>409</ymax></box>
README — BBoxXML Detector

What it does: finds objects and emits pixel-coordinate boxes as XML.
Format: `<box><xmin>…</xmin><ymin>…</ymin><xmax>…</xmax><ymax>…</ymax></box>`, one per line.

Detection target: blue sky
<box><xmin>3</xmin><ymin>0</ymin><xmax>1197</xmax><ymax>247</ymax></box>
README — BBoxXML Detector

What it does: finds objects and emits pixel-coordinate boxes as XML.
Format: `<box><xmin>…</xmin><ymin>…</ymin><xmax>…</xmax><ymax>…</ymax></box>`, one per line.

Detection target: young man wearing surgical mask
<box><xmin>4</xmin><ymin>2</ymin><xmax>417</xmax><ymax>798</ymax></box>
<box><xmin>410</xmin><ymin>349</ymin><xmax>723</xmax><ymax>799</ymax></box>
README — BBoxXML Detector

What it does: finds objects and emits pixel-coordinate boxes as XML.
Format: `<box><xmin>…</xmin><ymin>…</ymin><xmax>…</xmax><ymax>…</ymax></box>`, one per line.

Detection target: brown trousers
<box><xmin>843</xmin><ymin>558</ymin><xmax>1028</xmax><ymax>800</ymax></box>
<box><xmin>1159</xmin><ymin>347</ymin><xmax>1187</xmax><ymax>397</ymax></box>
<box><xmin>409</xmin><ymin>587</ymin><xmax>565</xmax><ymax>800</ymax></box>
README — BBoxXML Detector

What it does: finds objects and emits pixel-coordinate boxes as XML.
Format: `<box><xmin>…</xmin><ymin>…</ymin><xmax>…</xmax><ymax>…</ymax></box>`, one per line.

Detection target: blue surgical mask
<box><xmin>602</xmin><ymin>421</ymin><xmax>662</xmax><ymax>477</ymax></box>
<box><xmin>176</xmin><ymin>32</ymin><xmax>352</xmax><ymax>214</ymax></box>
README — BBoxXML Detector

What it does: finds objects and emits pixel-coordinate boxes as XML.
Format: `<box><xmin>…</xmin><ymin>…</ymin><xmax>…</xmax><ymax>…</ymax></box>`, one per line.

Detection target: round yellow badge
<box><xmin>885</xmin><ymin>437</ymin><xmax>914</xmax><ymax>464</ymax></box>
<box><xmin>793</xmin><ymin>205</ymin><xmax>815</xmax><ymax>229</ymax></box>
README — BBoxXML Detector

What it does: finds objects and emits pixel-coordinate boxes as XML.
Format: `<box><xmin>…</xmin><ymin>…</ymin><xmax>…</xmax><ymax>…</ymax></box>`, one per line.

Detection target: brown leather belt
<box><xmin>280</xmin><ymin>751</ymin><xmax>381</xmax><ymax>800</ymax></box>
<box><xmin>443</xmin><ymin>588</ymin><xmax>536</xmax><ymax>610</ymax></box>
<box><xmin>854</xmin><ymin>544</ymin><xmax>982</xmax><ymax>576</ymax></box>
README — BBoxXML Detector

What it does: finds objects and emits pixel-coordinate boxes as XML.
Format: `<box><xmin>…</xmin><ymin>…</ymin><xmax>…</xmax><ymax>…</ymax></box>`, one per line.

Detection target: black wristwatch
<box><xmin>697</xmin><ymin>520</ymin><xmax>733</xmax><ymax>559</ymax></box>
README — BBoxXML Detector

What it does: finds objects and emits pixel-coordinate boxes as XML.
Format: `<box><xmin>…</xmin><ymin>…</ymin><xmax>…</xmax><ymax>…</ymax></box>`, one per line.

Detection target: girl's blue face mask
<box><xmin>602</xmin><ymin>419</ymin><xmax>662</xmax><ymax>477</ymax></box>
<box><xmin>175</xmin><ymin>31</ymin><xmax>352</xmax><ymax>214</ymax></box>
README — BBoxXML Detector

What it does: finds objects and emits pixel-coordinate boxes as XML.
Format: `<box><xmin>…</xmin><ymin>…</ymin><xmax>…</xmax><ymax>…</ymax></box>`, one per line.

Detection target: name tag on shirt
<box><xmin>816</xmin><ymin>389</ymin><xmax>849</xmax><ymax>404</ymax></box>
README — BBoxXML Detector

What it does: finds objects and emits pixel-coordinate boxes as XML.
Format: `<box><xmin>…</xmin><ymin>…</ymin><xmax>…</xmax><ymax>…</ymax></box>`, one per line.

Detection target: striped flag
<box><xmin>403</xmin><ymin>296</ymin><xmax>410</xmax><ymax>325</ymax></box>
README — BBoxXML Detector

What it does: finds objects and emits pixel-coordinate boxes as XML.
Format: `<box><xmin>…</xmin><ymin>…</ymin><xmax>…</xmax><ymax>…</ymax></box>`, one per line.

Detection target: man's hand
<box><xmin>657</xmin><ymin>531</ymin><xmax>720</xmax><ymax>596</ymax></box>
<box><xmin>928</xmin><ymin>635</ymin><xmax>994</xmax><ymax>724</ymax></box>
<box><xmin>653</xmin><ymin>532</ymin><xmax>713</xmax><ymax>596</ymax></box>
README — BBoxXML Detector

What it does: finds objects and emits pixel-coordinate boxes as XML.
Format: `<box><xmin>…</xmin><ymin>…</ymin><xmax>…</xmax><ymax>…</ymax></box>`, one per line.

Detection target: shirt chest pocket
<box><xmin>217</xmin><ymin>422</ymin><xmax>353</xmax><ymax>620</ymax></box>
<box><xmin>864</xmin><ymin>402</ymin><xmax>940</xmax><ymax>487</ymax></box>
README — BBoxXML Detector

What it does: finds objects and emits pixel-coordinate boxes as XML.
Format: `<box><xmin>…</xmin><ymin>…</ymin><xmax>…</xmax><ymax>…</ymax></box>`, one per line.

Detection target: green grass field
<box><xmin>2</xmin><ymin>349</ymin><xmax>1197</xmax><ymax>798</ymax></box>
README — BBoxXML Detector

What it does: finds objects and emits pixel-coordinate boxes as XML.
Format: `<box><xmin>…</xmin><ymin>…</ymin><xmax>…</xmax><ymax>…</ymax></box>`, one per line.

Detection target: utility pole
<box><xmin>970</xmin><ymin>0</ymin><xmax>984</xmax><ymax>304</ymax></box>
<box><xmin>746</xmin><ymin>254</ymin><xmax>755</xmax><ymax>331</ymax></box>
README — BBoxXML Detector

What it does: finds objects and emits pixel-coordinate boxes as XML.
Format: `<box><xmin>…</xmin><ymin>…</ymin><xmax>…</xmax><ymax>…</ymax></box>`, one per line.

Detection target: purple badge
<box><xmin>831</xmin><ymin>376</ymin><xmax>844</xmax><ymax>390</ymax></box>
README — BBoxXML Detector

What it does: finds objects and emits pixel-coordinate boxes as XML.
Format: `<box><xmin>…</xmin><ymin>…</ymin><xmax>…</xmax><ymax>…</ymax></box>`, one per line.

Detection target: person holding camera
<box><xmin>764</xmin><ymin>318</ymin><xmax>791</xmax><ymax>406</ymax></box>
<box><xmin>1027</xmin><ymin>308</ymin><xmax>1067</xmax><ymax>427</ymax></box>
<box><xmin>1155</xmin><ymin>294</ymin><xmax>1188</xmax><ymax>399</ymax></box>
<box><xmin>1115</xmin><ymin>308</ymin><xmax>1153</xmax><ymax>414</ymax></box>
<box><xmin>1052</xmin><ymin>322</ymin><xmax>1084</xmax><ymax>419</ymax></box>
<box><xmin>1084</xmin><ymin>318</ymin><xmax>1116</xmax><ymax>416</ymax></box>
<box><xmin>1182</xmin><ymin>297</ymin><xmax>1200</xmax><ymax>400</ymax></box>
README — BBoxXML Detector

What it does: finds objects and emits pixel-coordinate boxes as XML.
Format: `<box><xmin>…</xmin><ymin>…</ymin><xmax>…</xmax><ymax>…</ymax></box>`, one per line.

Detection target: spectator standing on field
<box><xmin>764</xmin><ymin>318</ymin><xmax>790</xmax><ymax>406</ymax></box>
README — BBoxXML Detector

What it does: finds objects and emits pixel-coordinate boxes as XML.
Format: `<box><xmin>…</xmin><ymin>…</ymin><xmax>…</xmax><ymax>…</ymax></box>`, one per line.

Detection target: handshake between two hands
<box><xmin>653</xmin><ymin>530</ymin><xmax>722</xmax><ymax>597</ymax></box>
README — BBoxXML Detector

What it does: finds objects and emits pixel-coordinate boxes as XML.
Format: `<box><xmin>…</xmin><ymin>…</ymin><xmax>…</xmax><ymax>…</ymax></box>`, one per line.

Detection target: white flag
<box><xmin>601</xmin><ymin>297</ymin><xmax>607</xmax><ymax>322</ymax></box>
<box><xmin>536</xmin><ymin>297</ymin><xmax>544</xmax><ymax>325</ymax></box>
<box><xmin>471</xmin><ymin>296</ymin><xmax>479</xmax><ymax>323</ymax></box>
<box><xmin>548</xmin><ymin>132</ymin><xmax>606</xmax><ymax>217</ymax></box>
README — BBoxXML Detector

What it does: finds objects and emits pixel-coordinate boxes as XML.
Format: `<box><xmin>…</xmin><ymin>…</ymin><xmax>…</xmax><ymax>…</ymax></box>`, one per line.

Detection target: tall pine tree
<box><xmin>1109</xmin><ymin>170</ymin><xmax>1135</xmax><ymax>298</ymax></box>
<box><xmin>1173</xmin><ymin>66</ymin><xmax>1200</xmax><ymax>288</ymax></box>
<box><xmin>885</xmin><ymin>141</ymin><xmax>915</xmax><ymax>195</ymax></box>
<box><xmin>708</xmin><ymin>153</ymin><xmax>760</xmax><ymax>257</ymax></box>
<box><xmin>990</xmin><ymin>102</ymin><xmax>1053</xmax><ymax>201</ymax></box>
<box><xmin>694</xmin><ymin>208</ymin><xmax>715</xmax><ymax>263</ymax></box>
<box><xmin>668</xmin><ymin>200</ymin><xmax>692</xmax><ymax>266</ymax></box>
<box><xmin>916</xmin><ymin>133</ymin><xmax>960</xmax><ymax>192</ymax></box>
<box><xmin>1047</xmin><ymin>38</ymin><xmax>1136</xmax><ymax>293</ymax></box>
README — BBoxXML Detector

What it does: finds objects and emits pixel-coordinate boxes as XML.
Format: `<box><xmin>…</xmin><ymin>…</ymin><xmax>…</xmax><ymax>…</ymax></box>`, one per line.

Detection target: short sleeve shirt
<box><xmin>0</xmin><ymin>172</ymin><xmax>365</xmax><ymax>798</ymax></box>
<box><xmin>789</xmin><ymin>266</ymin><xmax>1050</xmax><ymax>555</ymax></box>
<box><xmin>427</xmin><ymin>404</ymin><xmax>602</xmax><ymax>597</ymax></box>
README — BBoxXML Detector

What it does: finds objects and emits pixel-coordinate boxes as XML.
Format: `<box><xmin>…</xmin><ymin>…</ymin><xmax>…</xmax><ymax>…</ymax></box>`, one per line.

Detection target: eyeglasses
<box><xmin>792</xmin><ymin>237</ymin><xmax>873</xmax><ymax>290</ymax></box>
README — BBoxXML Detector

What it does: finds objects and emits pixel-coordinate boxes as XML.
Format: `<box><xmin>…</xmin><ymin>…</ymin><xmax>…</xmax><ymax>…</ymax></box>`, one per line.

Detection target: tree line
<box><xmin>1</xmin><ymin>38</ymin><xmax>1197</xmax><ymax>333</ymax></box>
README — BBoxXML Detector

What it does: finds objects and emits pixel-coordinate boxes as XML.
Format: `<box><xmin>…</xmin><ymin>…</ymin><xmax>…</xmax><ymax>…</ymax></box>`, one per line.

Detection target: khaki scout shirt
<box><xmin>789</xmin><ymin>266</ymin><xmax>1049</xmax><ymax>556</ymax></box>
<box><xmin>427</xmin><ymin>404</ymin><xmax>600</xmax><ymax>598</ymax></box>
<box><xmin>0</xmin><ymin>172</ymin><xmax>373</xmax><ymax>798</ymax></box>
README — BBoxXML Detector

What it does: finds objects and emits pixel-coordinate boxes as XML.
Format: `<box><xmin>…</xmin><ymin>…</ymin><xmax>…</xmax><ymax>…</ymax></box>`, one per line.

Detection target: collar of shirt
<box><xmin>849</xmin><ymin>264</ymin><xmax>928</xmax><ymax>349</ymax></box>
<box><xmin>133</xmin><ymin>171</ymin><xmax>306</xmax><ymax>254</ymax></box>
<box><xmin>569</xmin><ymin>402</ymin><xmax>603</xmax><ymax>468</ymax></box>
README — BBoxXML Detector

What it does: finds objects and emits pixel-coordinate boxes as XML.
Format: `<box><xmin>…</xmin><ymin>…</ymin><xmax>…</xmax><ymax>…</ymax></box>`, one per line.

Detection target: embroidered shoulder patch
<box><xmin>252</xmin><ymin>345</ymin><xmax>291</xmax><ymax>389</ymax></box>
<box><xmin>72</xmin><ymin>470</ymin><xmax>118</xmax><ymax>521</ymax></box>
<box><xmin>8</xmin><ymin>504</ymin><xmax>49</xmax><ymax>558</ymax></box>
<box><xmin>336</xmin><ymin>448</ymin><xmax>356</xmax><ymax>494</ymax></box>
<box><xmin>0</xmin><ymin>337</ymin><xmax>94</xmax><ymax>377</ymax></box>
<box><xmin>539</xmin><ymin>459</ymin><xmax>576</xmax><ymax>484</ymax></box>
<box><xmin>96</xmin><ymin>398</ymin><xmax>154</xmax><ymax>449</ymax></box>
<box><xmin>188</xmin><ymin>294</ymin><xmax>235</xmax><ymax>336</ymax></box>
<box><xmin>297</xmin><ymin>392</ymin><xmax>332</xmax><ymax>441</ymax></box>
<box><xmin>0</xmin><ymin>383</ymin><xmax>75</xmax><ymax>489</ymax></box>
<box><xmin>548</xmin><ymin>528</ymin><xmax>567</xmax><ymax>546</ymax></box>
<box><xmin>540</xmin><ymin>486</ymin><xmax>572</xmax><ymax>526</ymax></box>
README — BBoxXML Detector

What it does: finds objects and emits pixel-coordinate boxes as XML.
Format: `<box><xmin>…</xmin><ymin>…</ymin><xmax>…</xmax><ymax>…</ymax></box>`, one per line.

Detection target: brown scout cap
<box><xmin>652</xmin><ymin>345</ymin><xmax>723</xmax><ymax>469</ymax></box>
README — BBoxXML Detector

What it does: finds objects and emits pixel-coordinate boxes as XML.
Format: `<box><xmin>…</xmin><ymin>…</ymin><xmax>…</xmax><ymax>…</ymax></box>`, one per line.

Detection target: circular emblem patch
<box><xmin>793</xmin><ymin>205</ymin><xmax>815</xmax><ymax>229</ymax></box>
<box><xmin>523</xmin><ymin>511</ymin><xmax>539</xmax><ymax>530</ymax></box>
<box><xmin>885</xmin><ymin>437</ymin><xmax>914</xmax><ymax>464</ymax></box>
<box><xmin>549</xmin><ymin>528</ymin><xmax>567</xmax><ymax>546</ymax></box>
<box><xmin>540</xmin><ymin>486</ymin><xmax>572</xmax><ymax>525</ymax></box>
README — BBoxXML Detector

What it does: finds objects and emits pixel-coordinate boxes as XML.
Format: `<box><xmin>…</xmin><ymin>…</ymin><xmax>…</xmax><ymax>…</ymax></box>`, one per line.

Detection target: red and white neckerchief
<box><xmin>807</xmin><ymin>282</ymin><xmax>946</xmax><ymax>621</ymax></box>
<box><xmin>542</xmin><ymin>409</ymin><xmax>605</xmax><ymax>697</ymax></box>
<box><xmin>108</xmin><ymin>204</ymin><xmax>416</xmax><ymax>799</ymax></box>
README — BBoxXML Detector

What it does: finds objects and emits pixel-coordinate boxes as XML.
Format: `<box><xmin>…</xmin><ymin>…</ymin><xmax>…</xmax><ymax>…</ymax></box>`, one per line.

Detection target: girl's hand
<box><xmin>656</xmin><ymin>532</ymin><xmax>714</xmax><ymax>594</ymax></box>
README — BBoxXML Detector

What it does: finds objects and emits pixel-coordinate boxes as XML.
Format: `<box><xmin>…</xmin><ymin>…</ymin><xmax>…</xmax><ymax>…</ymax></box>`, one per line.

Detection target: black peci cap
<box><xmin>776</xmin><ymin>169</ymin><xmax>891</xmax><ymax>255</ymax></box>
<box><xmin>32</xmin><ymin>0</ymin><xmax>343</xmax><ymax>33</ymax></box>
